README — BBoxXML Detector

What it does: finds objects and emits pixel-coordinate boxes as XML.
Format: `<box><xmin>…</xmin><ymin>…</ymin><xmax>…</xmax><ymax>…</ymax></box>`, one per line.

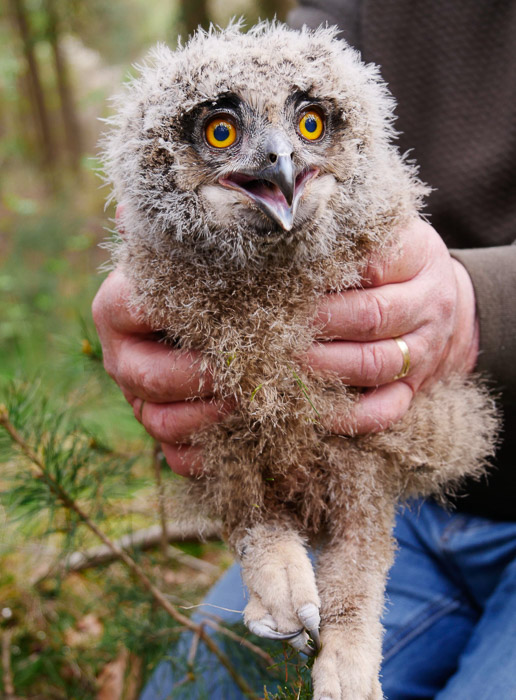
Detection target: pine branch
<box><xmin>0</xmin><ymin>406</ymin><xmax>259</xmax><ymax>700</ymax></box>
<box><xmin>34</xmin><ymin>522</ymin><xmax>221</xmax><ymax>581</ymax></box>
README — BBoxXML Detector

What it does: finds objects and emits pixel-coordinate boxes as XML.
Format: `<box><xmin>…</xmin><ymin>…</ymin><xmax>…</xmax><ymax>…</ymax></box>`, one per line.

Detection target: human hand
<box><xmin>93</xmin><ymin>219</ymin><xmax>478</xmax><ymax>474</ymax></box>
<box><xmin>305</xmin><ymin>219</ymin><xmax>479</xmax><ymax>434</ymax></box>
<box><xmin>92</xmin><ymin>268</ymin><xmax>226</xmax><ymax>476</ymax></box>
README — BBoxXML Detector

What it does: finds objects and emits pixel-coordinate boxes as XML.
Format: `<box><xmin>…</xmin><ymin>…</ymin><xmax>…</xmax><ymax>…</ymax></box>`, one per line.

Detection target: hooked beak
<box><xmin>218</xmin><ymin>132</ymin><xmax>319</xmax><ymax>231</ymax></box>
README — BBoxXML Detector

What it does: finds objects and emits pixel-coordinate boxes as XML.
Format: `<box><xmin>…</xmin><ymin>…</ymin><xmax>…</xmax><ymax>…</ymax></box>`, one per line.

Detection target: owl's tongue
<box><xmin>244</xmin><ymin>178</ymin><xmax>294</xmax><ymax>227</ymax></box>
<box><xmin>219</xmin><ymin>168</ymin><xmax>318</xmax><ymax>231</ymax></box>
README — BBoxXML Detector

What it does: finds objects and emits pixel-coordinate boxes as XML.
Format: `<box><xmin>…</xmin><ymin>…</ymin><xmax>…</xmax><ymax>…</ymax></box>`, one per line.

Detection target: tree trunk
<box><xmin>258</xmin><ymin>0</ymin><xmax>294</xmax><ymax>22</ymax></box>
<box><xmin>45</xmin><ymin>0</ymin><xmax>83</xmax><ymax>172</ymax></box>
<box><xmin>9</xmin><ymin>0</ymin><xmax>56</xmax><ymax>172</ymax></box>
<box><xmin>179</xmin><ymin>0</ymin><xmax>210</xmax><ymax>37</ymax></box>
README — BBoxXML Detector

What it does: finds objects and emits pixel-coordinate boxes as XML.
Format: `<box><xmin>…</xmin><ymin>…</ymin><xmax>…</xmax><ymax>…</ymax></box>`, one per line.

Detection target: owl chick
<box><xmin>102</xmin><ymin>22</ymin><xmax>498</xmax><ymax>700</ymax></box>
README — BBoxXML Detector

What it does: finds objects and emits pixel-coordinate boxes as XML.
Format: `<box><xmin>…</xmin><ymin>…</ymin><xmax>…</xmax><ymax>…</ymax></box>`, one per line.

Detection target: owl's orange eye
<box><xmin>205</xmin><ymin>116</ymin><xmax>238</xmax><ymax>148</ymax></box>
<box><xmin>298</xmin><ymin>110</ymin><xmax>324</xmax><ymax>141</ymax></box>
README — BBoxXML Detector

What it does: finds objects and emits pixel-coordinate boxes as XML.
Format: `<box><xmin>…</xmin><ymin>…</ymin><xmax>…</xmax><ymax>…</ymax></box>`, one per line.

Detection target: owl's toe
<box><xmin>248</xmin><ymin>616</ymin><xmax>303</xmax><ymax>641</ymax></box>
<box><xmin>298</xmin><ymin>602</ymin><xmax>321</xmax><ymax>650</ymax></box>
<box><xmin>311</xmin><ymin>627</ymin><xmax>384</xmax><ymax>699</ymax></box>
<box><xmin>244</xmin><ymin>595</ymin><xmax>317</xmax><ymax>656</ymax></box>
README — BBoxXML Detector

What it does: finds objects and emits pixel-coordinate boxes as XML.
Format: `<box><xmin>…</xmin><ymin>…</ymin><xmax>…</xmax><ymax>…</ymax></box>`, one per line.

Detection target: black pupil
<box><xmin>214</xmin><ymin>123</ymin><xmax>230</xmax><ymax>141</ymax></box>
<box><xmin>305</xmin><ymin>115</ymin><xmax>318</xmax><ymax>133</ymax></box>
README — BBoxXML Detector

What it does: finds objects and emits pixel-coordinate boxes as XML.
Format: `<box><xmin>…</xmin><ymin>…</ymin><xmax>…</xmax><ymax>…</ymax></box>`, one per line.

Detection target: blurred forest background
<box><xmin>0</xmin><ymin>1</ymin><xmax>313</xmax><ymax>698</ymax></box>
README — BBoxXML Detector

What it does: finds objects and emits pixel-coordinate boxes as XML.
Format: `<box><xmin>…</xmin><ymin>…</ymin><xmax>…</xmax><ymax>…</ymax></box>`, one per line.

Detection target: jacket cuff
<box><xmin>450</xmin><ymin>246</ymin><xmax>516</xmax><ymax>398</ymax></box>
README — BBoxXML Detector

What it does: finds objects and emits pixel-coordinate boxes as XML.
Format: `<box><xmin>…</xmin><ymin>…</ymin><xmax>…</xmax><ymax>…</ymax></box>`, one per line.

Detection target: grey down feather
<box><xmin>101</xmin><ymin>22</ymin><xmax>499</xmax><ymax>700</ymax></box>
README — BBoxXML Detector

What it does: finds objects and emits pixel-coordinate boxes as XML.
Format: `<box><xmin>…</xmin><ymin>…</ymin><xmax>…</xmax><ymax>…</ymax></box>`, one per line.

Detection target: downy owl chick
<box><xmin>102</xmin><ymin>22</ymin><xmax>498</xmax><ymax>700</ymax></box>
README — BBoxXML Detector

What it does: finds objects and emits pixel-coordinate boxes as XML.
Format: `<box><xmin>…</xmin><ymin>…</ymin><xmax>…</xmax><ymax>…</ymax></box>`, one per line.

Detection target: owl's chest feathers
<box><xmin>127</xmin><ymin>243</ymin><xmax>342</xmax><ymax>394</ymax></box>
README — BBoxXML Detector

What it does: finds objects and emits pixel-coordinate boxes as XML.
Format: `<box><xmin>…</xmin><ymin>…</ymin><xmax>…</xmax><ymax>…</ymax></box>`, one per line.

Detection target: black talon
<box><xmin>308</xmin><ymin>626</ymin><xmax>322</xmax><ymax>651</ymax></box>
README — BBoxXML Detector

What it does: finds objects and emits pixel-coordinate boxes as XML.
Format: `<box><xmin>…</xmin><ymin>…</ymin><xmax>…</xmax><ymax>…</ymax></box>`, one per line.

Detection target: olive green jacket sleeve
<box><xmin>451</xmin><ymin>245</ymin><xmax>516</xmax><ymax>400</ymax></box>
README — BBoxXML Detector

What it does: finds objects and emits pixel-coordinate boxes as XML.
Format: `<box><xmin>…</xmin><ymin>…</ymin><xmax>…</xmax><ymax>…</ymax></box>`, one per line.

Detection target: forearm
<box><xmin>450</xmin><ymin>245</ymin><xmax>516</xmax><ymax>399</ymax></box>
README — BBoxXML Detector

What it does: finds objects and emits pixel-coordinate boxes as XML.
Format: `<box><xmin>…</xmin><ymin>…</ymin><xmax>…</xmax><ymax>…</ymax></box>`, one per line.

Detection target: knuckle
<box><xmin>359</xmin><ymin>344</ymin><xmax>386</xmax><ymax>385</ymax></box>
<box><xmin>423</xmin><ymin>222</ymin><xmax>447</xmax><ymax>255</ymax></box>
<box><xmin>102</xmin><ymin>355</ymin><xmax>118</xmax><ymax>380</ymax></box>
<box><xmin>438</xmin><ymin>290</ymin><xmax>456</xmax><ymax>321</ymax></box>
<box><xmin>426</xmin><ymin>289</ymin><xmax>456</xmax><ymax>341</ymax></box>
<box><xmin>138</xmin><ymin>402</ymin><xmax>172</xmax><ymax>442</ymax></box>
<box><xmin>135</xmin><ymin>360</ymin><xmax>160</xmax><ymax>400</ymax></box>
<box><xmin>359</xmin><ymin>294</ymin><xmax>389</xmax><ymax>337</ymax></box>
<box><xmin>91</xmin><ymin>271</ymin><xmax>119</xmax><ymax>320</ymax></box>
<box><xmin>418</xmin><ymin>331</ymin><xmax>435</xmax><ymax>358</ymax></box>
<box><xmin>116</xmin><ymin>351</ymin><xmax>141</xmax><ymax>391</ymax></box>
<box><xmin>361</xmin><ymin>257</ymin><xmax>384</xmax><ymax>287</ymax></box>
<box><xmin>151</xmin><ymin>407</ymin><xmax>180</xmax><ymax>443</ymax></box>
<box><xmin>91</xmin><ymin>290</ymin><xmax>105</xmax><ymax>329</ymax></box>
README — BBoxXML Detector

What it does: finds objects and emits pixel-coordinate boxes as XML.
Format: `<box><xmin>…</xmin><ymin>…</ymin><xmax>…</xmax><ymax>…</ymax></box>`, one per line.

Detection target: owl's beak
<box><xmin>219</xmin><ymin>163</ymin><xmax>318</xmax><ymax>232</ymax></box>
<box><xmin>264</xmin><ymin>154</ymin><xmax>296</xmax><ymax>206</ymax></box>
<box><xmin>219</xmin><ymin>131</ymin><xmax>318</xmax><ymax>231</ymax></box>
<box><xmin>252</xmin><ymin>153</ymin><xmax>297</xmax><ymax>230</ymax></box>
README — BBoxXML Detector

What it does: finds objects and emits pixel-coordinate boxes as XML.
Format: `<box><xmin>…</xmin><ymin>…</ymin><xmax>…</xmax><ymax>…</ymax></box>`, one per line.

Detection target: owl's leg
<box><xmin>231</xmin><ymin>522</ymin><xmax>321</xmax><ymax>656</ymax></box>
<box><xmin>311</xmin><ymin>500</ymin><xmax>396</xmax><ymax>700</ymax></box>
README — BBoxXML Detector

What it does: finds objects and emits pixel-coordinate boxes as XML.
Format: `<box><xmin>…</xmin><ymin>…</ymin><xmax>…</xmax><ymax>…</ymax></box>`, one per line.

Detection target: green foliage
<box><xmin>1</xmin><ymin>381</ymin><xmax>141</xmax><ymax>530</ymax></box>
<box><xmin>262</xmin><ymin>652</ymin><xmax>313</xmax><ymax>699</ymax></box>
<box><xmin>0</xmin><ymin>377</ymin><xmax>205</xmax><ymax>696</ymax></box>
<box><xmin>65</xmin><ymin>0</ymin><xmax>177</xmax><ymax>63</ymax></box>
<box><xmin>0</xmin><ymin>2</ymin><xmax>312</xmax><ymax>697</ymax></box>
<box><xmin>0</xmin><ymin>374</ymin><xmax>313</xmax><ymax>696</ymax></box>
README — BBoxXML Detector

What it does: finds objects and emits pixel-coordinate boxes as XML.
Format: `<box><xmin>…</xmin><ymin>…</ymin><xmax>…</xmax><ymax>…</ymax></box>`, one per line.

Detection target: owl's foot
<box><xmin>312</xmin><ymin>628</ymin><xmax>383</xmax><ymax>700</ymax></box>
<box><xmin>240</xmin><ymin>527</ymin><xmax>321</xmax><ymax>656</ymax></box>
<box><xmin>246</xmin><ymin>598</ymin><xmax>320</xmax><ymax>656</ymax></box>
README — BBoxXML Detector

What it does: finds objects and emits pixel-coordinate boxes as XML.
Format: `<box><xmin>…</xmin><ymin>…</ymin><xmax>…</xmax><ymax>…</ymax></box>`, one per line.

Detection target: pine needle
<box><xmin>290</xmin><ymin>369</ymin><xmax>321</xmax><ymax>418</ymax></box>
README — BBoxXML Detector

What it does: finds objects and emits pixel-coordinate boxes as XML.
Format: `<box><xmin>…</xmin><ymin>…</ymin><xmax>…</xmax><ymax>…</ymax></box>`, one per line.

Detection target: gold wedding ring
<box><xmin>393</xmin><ymin>337</ymin><xmax>410</xmax><ymax>380</ymax></box>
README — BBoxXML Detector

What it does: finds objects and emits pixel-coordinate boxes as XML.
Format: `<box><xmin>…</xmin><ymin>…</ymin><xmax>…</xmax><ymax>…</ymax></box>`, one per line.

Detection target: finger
<box><xmin>116</xmin><ymin>338</ymin><xmax>210</xmax><ymax>402</ymax></box>
<box><xmin>161</xmin><ymin>443</ymin><xmax>203</xmax><ymax>477</ymax></box>
<box><xmin>315</xmin><ymin>222</ymin><xmax>457</xmax><ymax>343</ymax></box>
<box><xmin>92</xmin><ymin>269</ymin><xmax>155</xmax><ymax>336</ymax></box>
<box><xmin>314</xmin><ymin>278</ymin><xmax>431</xmax><ymax>342</ymax></box>
<box><xmin>330</xmin><ymin>382</ymin><xmax>414</xmax><ymax>435</ymax></box>
<box><xmin>135</xmin><ymin>398</ymin><xmax>226</xmax><ymax>444</ymax></box>
<box><xmin>359</xmin><ymin>218</ymin><xmax>431</xmax><ymax>288</ymax></box>
<box><xmin>305</xmin><ymin>337</ymin><xmax>417</xmax><ymax>387</ymax></box>
<box><xmin>120</xmin><ymin>386</ymin><xmax>136</xmax><ymax>405</ymax></box>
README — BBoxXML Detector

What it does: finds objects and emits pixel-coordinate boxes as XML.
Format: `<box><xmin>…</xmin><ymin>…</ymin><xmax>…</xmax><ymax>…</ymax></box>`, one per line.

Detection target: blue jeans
<box><xmin>140</xmin><ymin>501</ymin><xmax>516</xmax><ymax>699</ymax></box>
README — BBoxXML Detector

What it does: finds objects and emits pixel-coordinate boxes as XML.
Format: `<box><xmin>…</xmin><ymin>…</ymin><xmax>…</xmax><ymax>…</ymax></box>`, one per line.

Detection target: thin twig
<box><xmin>166</xmin><ymin>545</ymin><xmax>220</xmax><ymax>575</ymax></box>
<box><xmin>1</xmin><ymin>628</ymin><xmax>16</xmax><ymax>700</ymax></box>
<box><xmin>203</xmin><ymin>618</ymin><xmax>275</xmax><ymax>666</ymax></box>
<box><xmin>34</xmin><ymin>521</ymin><xmax>221</xmax><ymax>581</ymax></box>
<box><xmin>0</xmin><ymin>409</ymin><xmax>258</xmax><ymax>700</ymax></box>
<box><xmin>124</xmin><ymin>653</ymin><xmax>143</xmax><ymax>700</ymax></box>
<box><xmin>170</xmin><ymin>672</ymin><xmax>195</xmax><ymax>691</ymax></box>
<box><xmin>291</xmin><ymin>369</ymin><xmax>321</xmax><ymax>418</ymax></box>
<box><xmin>152</xmin><ymin>441</ymin><xmax>169</xmax><ymax>556</ymax></box>
<box><xmin>187</xmin><ymin>625</ymin><xmax>202</xmax><ymax>670</ymax></box>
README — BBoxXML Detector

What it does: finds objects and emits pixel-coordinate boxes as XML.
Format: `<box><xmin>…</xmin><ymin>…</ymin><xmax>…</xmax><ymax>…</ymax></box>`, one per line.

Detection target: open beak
<box><xmin>220</xmin><ymin>164</ymin><xmax>318</xmax><ymax>231</ymax></box>
<box><xmin>218</xmin><ymin>132</ymin><xmax>318</xmax><ymax>231</ymax></box>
